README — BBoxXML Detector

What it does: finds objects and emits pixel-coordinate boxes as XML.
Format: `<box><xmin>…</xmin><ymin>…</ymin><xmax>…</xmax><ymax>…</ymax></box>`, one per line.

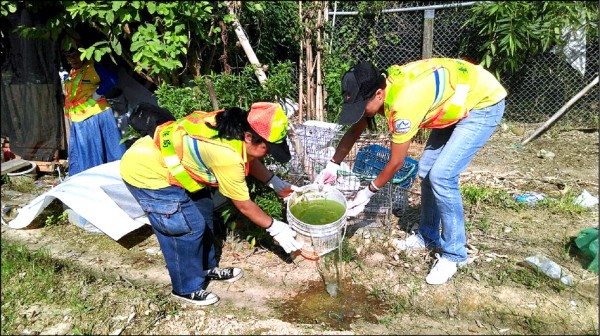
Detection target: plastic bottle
<box><xmin>524</xmin><ymin>254</ymin><xmax>574</xmax><ymax>286</ymax></box>
<box><xmin>514</xmin><ymin>193</ymin><xmax>545</xmax><ymax>205</ymax></box>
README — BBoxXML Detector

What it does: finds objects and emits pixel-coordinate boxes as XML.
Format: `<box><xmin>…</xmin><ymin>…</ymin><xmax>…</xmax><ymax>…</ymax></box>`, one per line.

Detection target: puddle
<box><xmin>273</xmin><ymin>278</ymin><xmax>390</xmax><ymax>330</ymax></box>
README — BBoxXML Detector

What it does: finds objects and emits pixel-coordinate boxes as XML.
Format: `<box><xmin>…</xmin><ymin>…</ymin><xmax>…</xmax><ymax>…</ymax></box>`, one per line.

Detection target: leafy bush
<box><xmin>156</xmin><ymin>61</ymin><xmax>296</xmax><ymax>117</ymax></box>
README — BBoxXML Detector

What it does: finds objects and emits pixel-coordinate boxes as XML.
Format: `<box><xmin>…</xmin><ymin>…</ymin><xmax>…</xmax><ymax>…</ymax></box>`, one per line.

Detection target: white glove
<box><xmin>267</xmin><ymin>175</ymin><xmax>290</xmax><ymax>193</ymax></box>
<box><xmin>266</xmin><ymin>219</ymin><xmax>304</xmax><ymax>253</ymax></box>
<box><xmin>283</xmin><ymin>185</ymin><xmax>305</xmax><ymax>202</ymax></box>
<box><xmin>92</xmin><ymin>91</ymin><xmax>102</xmax><ymax>101</ymax></box>
<box><xmin>314</xmin><ymin>160</ymin><xmax>340</xmax><ymax>186</ymax></box>
<box><xmin>346</xmin><ymin>186</ymin><xmax>375</xmax><ymax>217</ymax></box>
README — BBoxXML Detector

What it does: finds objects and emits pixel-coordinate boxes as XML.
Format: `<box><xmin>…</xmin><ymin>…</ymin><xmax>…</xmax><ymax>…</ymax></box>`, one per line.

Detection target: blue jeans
<box><xmin>69</xmin><ymin>108</ymin><xmax>126</xmax><ymax>176</ymax></box>
<box><xmin>417</xmin><ymin>100</ymin><xmax>505</xmax><ymax>262</ymax></box>
<box><xmin>124</xmin><ymin>182</ymin><xmax>217</xmax><ymax>295</ymax></box>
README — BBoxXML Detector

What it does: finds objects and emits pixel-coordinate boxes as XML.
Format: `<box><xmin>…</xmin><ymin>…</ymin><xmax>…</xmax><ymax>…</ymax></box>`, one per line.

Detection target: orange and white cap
<box><xmin>248</xmin><ymin>102</ymin><xmax>291</xmax><ymax>163</ymax></box>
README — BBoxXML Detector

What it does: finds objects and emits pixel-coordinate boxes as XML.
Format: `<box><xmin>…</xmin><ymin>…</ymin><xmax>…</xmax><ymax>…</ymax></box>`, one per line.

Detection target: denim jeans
<box><xmin>69</xmin><ymin>108</ymin><xmax>126</xmax><ymax>176</ymax></box>
<box><xmin>124</xmin><ymin>182</ymin><xmax>217</xmax><ymax>295</ymax></box>
<box><xmin>417</xmin><ymin>99</ymin><xmax>505</xmax><ymax>262</ymax></box>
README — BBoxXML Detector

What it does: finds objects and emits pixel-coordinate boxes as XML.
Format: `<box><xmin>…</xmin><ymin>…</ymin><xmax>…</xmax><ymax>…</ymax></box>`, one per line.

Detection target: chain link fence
<box><xmin>327</xmin><ymin>1</ymin><xmax>599</xmax><ymax>129</ymax></box>
<box><xmin>283</xmin><ymin>2</ymin><xmax>597</xmax><ymax>228</ymax></box>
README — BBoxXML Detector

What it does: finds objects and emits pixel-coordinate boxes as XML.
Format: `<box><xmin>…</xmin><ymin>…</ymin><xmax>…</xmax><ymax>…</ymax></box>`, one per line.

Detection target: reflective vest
<box><xmin>385</xmin><ymin>59</ymin><xmax>471</xmax><ymax>130</ymax></box>
<box><xmin>153</xmin><ymin>110</ymin><xmax>249</xmax><ymax>192</ymax></box>
<box><xmin>63</xmin><ymin>61</ymin><xmax>111</xmax><ymax>122</ymax></box>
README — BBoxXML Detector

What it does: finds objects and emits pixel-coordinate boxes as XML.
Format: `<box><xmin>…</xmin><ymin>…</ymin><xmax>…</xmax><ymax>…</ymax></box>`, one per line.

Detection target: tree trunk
<box><xmin>219</xmin><ymin>20</ymin><xmax>231</xmax><ymax>74</ymax></box>
<box><xmin>298</xmin><ymin>1</ymin><xmax>304</xmax><ymax>124</ymax></box>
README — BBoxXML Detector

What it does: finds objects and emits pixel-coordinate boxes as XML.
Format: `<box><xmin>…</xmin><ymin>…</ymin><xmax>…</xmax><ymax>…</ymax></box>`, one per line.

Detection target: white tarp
<box><xmin>6</xmin><ymin>161</ymin><xmax>149</xmax><ymax>241</ymax></box>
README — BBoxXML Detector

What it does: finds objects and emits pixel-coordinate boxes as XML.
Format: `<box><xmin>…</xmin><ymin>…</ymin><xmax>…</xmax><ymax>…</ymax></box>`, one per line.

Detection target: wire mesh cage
<box><xmin>284</xmin><ymin>122</ymin><xmax>423</xmax><ymax>229</ymax></box>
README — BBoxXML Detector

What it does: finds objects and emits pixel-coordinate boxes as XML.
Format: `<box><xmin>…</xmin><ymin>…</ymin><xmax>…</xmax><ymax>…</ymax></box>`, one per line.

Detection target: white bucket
<box><xmin>286</xmin><ymin>184</ymin><xmax>347</xmax><ymax>260</ymax></box>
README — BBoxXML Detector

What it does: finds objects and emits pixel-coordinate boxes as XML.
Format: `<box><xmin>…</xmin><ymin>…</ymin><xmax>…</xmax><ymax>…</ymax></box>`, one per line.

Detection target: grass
<box><xmin>4</xmin><ymin>175</ymin><xmax>38</xmax><ymax>193</ymax></box>
<box><xmin>461</xmin><ymin>184</ymin><xmax>589</xmax><ymax>216</ymax></box>
<box><xmin>0</xmin><ymin>240</ymin><xmax>178</xmax><ymax>335</ymax></box>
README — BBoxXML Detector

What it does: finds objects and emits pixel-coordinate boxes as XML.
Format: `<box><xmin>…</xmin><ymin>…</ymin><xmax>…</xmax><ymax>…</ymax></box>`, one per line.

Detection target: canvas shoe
<box><xmin>206</xmin><ymin>267</ymin><xmax>244</xmax><ymax>283</ymax></box>
<box><xmin>392</xmin><ymin>233</ymin><xmax>427</xmax><ymax>251</ymax></box>
<box><xmin>425</xmin><ymin>253</ymin><xmax>467</xmax><ymax>285</ymax></box>
<box><xmin>171</xmin><ymin>289</ymin><xmax>219</xmax><ymax>306</ymax></box>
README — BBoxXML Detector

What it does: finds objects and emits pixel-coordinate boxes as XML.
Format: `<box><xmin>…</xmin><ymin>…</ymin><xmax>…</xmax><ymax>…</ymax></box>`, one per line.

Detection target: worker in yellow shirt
<box><xmin>121</xmin><ymin>102</ymin><xmax>303</xmax><ymax>306</ymax></box>
<box><xmin>315</xmin><ymin>59</ymin><xmax>507</xmax><ymax>285</ymax></box>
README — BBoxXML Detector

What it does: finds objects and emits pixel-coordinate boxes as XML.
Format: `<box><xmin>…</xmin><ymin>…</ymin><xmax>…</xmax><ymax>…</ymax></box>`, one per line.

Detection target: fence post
<box><xmin>422</xmin><ymin>9</ymin><xmax>435</xmax><ymax>59</ymax></box>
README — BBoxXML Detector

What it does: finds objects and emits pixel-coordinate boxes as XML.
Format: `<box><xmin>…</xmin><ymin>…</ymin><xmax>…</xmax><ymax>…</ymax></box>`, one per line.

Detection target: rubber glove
<box><xmin>314</xmin><ymin>160</ymin><xmax>340</xmax><ymax>186</ymax></box>
<box><xmin>266</xmin><ymin>219</ymin><xmax>304</xmax><ymax>253</ymax></box>
<box><xmin>346</xmin><ymin>186</ymin><xmax>375</xmax><ymax>217</ymax></box>
<box><xmin>267</xmin><ymin>175</ymin><xmax>299</xmax><ymax>199</ymax></box>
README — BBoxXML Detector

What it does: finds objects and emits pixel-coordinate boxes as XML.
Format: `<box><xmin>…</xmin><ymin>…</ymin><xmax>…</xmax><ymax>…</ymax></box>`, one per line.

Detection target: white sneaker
<box><xmin>392</xmin><ymin>234</ymin><xmax>427</xmax><ymax>251</ymax></box>
<box><xmin>425</xmin><ymin>253</ymin><xmax>467</xmax><ymax>285</ymax></box>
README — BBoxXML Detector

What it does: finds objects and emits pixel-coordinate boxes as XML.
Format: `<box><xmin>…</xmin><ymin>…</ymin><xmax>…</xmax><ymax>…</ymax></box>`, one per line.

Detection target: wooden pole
<box><xmin>522</xmin><ymin>76</ymin><xmax>599</xmax><ymax>146</ymax></box>
<box><xmin>422</xmin><ymin>9</ymin><xmax>434</xmax><ymax>59</ymax></box>
<box><xmin>225</xmin><ymin>1</ymin><xmax>267</xmax><ymax>85</ymax></box>
<box><xmin>204</xmin><ymin>78</ymin><xmax>219</xmax><ymax>110</ymax></box>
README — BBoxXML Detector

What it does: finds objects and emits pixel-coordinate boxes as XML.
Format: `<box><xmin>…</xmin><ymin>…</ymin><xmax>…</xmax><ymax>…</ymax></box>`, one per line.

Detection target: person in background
<box><xmin>120</xmin><ymin>102</ymin><xmax>303</xmax><ymax>306</ymax></box>
<box><xmin>62</xmin><ymin>33</ymin><xmax>125</xmax><ymax>176</ymax></box>
<box><xmin>315</xmin><ymin>58</ymin><xmax>507</xmax><ymax>285</ymax></box>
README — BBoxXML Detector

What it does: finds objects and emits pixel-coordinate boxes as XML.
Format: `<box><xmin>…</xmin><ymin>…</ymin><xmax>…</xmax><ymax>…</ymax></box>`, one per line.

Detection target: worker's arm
<box><xmin>372</xmin><ymin>140</ymin><xmax>411</xmax><ymax>188</ymax></box>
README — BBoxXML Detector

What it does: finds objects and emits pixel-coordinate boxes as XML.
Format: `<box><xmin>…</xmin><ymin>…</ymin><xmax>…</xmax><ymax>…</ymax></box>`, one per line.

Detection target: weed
<box><xmin>536</xmin><ymin>191</ymin><xmax>588</xmax><ymax>215</ymax></box>
<box><xmin>487</xmin><ymin>263</ymin><xmax>566</xmax><ymax>292</ymax></box>
<box><xmin>521</xmin><ymin>314</ymin><xmax>551</xmax><ymax>334</ymax></box>
<box><xmin>6</xmin><ymin>176</ymin><xmax>37</xmax><ymax>193</ymax></box>
<box><xmin>369</xmin><ymin>286</ymin><xmax>383</xmax><ymax>300</ymax></box>
<box><xmin>462</xmin><ymin>184</ymin><xmax>492</xmax><ymax>206</ymax></box>
<box><xmin>340</xmin><ymin>238</ymin><xmax>357</xmax><ymax>262</ymax></box>
<box><xmin>464</xmin><ymin>219</ymin><xmax>474</xmax><ymax>232</ymax></box>
<box><xmin>477</xmin><ymin>217</ymin><xmax>492</xmax><ymax>234</ymax></box>
<box><xmin>44</xmin><ymin>211</ymin><xmax>69</xmax><ymax>227</ymax></box>
<box><xmin>461</xmin><ymin>184</ymin><xmax>519</xmax><ymax>210</ymax></box>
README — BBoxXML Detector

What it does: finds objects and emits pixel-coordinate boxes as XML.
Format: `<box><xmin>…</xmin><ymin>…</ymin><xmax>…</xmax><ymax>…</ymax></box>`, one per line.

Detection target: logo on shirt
<box><xmin>394</xmin><ymin>119</ymin><xmax>411</xmax><ymax>134</ymax></box>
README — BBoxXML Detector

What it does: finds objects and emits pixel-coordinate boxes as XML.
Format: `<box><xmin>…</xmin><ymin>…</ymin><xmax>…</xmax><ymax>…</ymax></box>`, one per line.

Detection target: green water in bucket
<box><xmin>290</xmin><ymin>200</ymin><xmax>346</xmax><ymax>225</ymax></box>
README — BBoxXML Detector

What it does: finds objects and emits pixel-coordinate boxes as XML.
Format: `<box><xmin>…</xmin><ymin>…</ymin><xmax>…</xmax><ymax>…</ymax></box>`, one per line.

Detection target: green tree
<box><xmin>0</xmin><ymin>1</ymin><xmax>301</xmax><ymax>87</ymax></box>
<box><xmin>464</xmin><ymin>1</ymin><xmax>598</xmax><ymax>77</ymax></box>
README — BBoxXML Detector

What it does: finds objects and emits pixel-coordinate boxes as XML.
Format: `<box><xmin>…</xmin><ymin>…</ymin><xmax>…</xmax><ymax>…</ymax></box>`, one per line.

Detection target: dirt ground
<box><xmin>1</xmin><ymin>125</ymin><xmax>599</xmax><ymax>335</ymax></box>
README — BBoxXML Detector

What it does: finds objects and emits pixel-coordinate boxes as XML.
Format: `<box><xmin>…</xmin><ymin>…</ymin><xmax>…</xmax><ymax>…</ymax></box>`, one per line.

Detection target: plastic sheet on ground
<box><xmin>5</xmin><ymin>161</ymin><xmax>149</xmax><ymax>240</ymax></box>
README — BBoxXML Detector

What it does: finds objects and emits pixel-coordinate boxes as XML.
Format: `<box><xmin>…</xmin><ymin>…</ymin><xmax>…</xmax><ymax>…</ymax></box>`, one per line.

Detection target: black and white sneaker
<box><xmin>171</xmin><ymin>289</ymin><xmax>219</xmax><ymax>306</ymax></box>
<box><xmin>206</xmin><ymin>267</ymin><xmax>244</xmax><ymax>283</ymax></box>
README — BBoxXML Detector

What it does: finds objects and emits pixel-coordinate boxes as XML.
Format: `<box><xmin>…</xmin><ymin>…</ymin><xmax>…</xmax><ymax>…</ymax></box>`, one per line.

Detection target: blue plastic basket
<box><xmin>352</xmin><ymin>144</ymin><xmax>418</xmax><ymax>189</ymax></box>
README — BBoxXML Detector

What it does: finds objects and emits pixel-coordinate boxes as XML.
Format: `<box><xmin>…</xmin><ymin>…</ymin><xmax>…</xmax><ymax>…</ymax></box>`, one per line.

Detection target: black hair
<box><xmin>207</xmin><ymin>107</ymin><xmax>262</xmax><ymax>143</ymax></box>
<box><xmin>366</xmin><ymin>116</ymin><xmax>377</xmax><ymax>132</ymax></box>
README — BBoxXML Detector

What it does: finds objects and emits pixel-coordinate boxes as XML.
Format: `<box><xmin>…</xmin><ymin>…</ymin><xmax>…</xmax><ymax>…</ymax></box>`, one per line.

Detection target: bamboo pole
<box><xmin>522</xmin><ymin>76</ymin><xmax>599</xmax><ymax>146</ymax></box>
<box><xmin>306</xmin><ymin>23</ymin><xmax>313</xmax><ymax>120</ymax></box>
<box><xmin>315</xmin><ymin>2</ymin><xmax>323</xmax><ymax>121</ymax></box>
<box><xmin>298</xmin><ymin>1</ymin><xmax>304</xmax><ymax>124</ymax></box>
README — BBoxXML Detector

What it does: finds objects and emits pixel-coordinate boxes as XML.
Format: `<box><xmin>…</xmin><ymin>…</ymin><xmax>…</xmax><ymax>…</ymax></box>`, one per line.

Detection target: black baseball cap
<box><xmin>339</xmin><ymin>61</ymin><xmax>386</xmax><ymax>125</ymax></box>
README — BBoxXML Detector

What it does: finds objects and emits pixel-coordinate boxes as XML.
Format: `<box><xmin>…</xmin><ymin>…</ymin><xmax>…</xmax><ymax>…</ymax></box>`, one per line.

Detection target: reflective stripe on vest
<box><xmin>154</xmin><ymin>110</ymin><xmax>248</xmax><ymax>192</ymax></box>
<box><xmin>433</xmin><ymin>60</ymin><xmax>470</xmax><ymax>126</ymax></box>
<box><xmin>158</xmin><ymin>126</ymin><xmax>203</xmax><ymax>192</ymax></box>
<box><xmin>64</xmin><ymin>62</ymin><xmax>110</xmax><ymax>120</ymax></box>
<box><xmin>386</xmin><ymin>59</ymin><xmax>471</xmax><ymax>131</ymax></box>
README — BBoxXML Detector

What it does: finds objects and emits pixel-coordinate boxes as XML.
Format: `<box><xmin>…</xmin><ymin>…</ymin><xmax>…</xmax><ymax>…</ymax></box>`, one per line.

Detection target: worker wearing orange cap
<box><xmin>120</xmin><ymin>102</ymin><xmax>302</xmax><ymax>306</ymax></box>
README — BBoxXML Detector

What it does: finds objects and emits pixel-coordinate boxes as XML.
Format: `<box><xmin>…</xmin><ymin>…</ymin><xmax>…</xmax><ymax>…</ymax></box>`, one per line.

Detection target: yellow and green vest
<box><xmin>384</xmin><ymin>58</ymin><xmax>473</xmax><ymax>130</ymax></box>
<box><xmin>63</xmin><ymin>61</ymin><xmax>111</xmax><ymax>122</ymax></box>
<box><xmin>153</xmin><ymin>110</ymin><xmax>249</xmax><ymax>192</ymax></box>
